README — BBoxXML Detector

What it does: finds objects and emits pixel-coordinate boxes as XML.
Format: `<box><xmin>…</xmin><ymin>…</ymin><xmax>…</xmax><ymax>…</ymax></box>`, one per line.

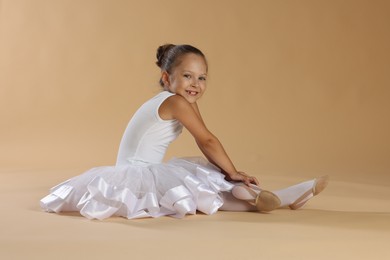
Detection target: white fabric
<box><xmin>40</xmin><ymin>91</ymin><xmax>234</xmax><ymax>219</ymax></box>
<box><xmin>272</xmin><ymin>179</ymin><xmax>315</xmax><ymax>208</ymax></box>
<box><xmin>40</xmin><ymin>157</ymin><xmax>234</xmax><ymax>219</ymax></box>
<box><xmin>229</xmin><ymin>180</ymin><xmax>317</xmax><ymax>209</ymax></box>
<box><xmin>116</xmin><ymin>91</ymin><xmax>183</xmax><ymax>165</ymax></box>
<box><xmin>219</xmin><ymin>192</ymin><xmax>257</xmax><ymax>211</ymax></box>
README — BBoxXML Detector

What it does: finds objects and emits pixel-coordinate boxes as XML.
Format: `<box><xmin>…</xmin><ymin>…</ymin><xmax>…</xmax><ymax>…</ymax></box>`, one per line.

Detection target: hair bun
<box><xmin>156</xmin><ymin>44</ymin><xmax>175</xmax><ymax>68</ymax></box>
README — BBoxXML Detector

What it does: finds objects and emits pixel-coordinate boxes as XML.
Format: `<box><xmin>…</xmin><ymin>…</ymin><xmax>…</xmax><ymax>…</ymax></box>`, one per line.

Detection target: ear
<box><xmin>161</xmin><ymin>71</ymin><xmax>170</xmax><ymax>87</ymax></box>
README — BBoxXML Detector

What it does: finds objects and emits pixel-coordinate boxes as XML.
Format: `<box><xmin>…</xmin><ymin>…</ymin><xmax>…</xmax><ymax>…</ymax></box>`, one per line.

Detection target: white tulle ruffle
<box><xmin>40</xmin><ymin>157</ymin><xmax>234</xmax><ymax>220</ymax></box>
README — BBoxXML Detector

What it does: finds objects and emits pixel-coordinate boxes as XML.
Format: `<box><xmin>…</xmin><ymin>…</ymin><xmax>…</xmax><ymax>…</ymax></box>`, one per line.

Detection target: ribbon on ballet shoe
<box><xmin>232</xmin><ymin>184</ymin><xmax>280</xmax><ymax>212</ymax></box>
<box><xmin>289</xmin><ymin>193</ymin><xmax>314</xmax><ymax>210</ymax></box>
<box><xmin>289</xmin><ymin>176</ymin><xmax>329</xmax><ymax>210</ymax></box>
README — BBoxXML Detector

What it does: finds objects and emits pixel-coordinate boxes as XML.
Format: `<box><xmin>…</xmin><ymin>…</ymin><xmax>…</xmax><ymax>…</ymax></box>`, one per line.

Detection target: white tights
<box><xmin>219</xmin><ymin>179</ymin><xmax>316</xmax><ymax>211</ymax></box>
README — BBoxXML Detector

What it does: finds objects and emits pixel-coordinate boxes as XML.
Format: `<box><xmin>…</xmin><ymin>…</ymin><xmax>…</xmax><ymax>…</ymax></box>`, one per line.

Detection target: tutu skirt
<box><xmin>40</xmin><ymin>157</ymin><xmax>234</xmax><ymax>220</ymax></box>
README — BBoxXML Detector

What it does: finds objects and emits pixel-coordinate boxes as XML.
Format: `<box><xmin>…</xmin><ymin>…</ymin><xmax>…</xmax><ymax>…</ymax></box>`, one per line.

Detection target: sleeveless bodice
<box><xmin>115</xmin><ymin>91</ymin><xmax>183</xmax><ymax>165</ymax></box>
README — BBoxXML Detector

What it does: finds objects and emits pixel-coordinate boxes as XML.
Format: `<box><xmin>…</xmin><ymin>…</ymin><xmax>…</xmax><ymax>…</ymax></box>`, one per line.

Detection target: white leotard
<box><xmin>116</xmin><ymin>91</ymin><xmax>183</xmax><ymax>165</ymax></box>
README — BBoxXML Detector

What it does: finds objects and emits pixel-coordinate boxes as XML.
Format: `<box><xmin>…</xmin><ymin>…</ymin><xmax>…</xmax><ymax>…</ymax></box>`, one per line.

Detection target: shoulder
<box><xmin>160</xmin><ymin>94</ymin><xmax>197</xmax><ymax>121</ymax></box>
<box><xmin>164</xmin><ymin>94</ymin><xmax>190</xmax><ymax>107</ymax></box>
<box><xmin>159</xmin><ymin>94</ymin><xmax>192</xmax><ymax>120</ymax></box>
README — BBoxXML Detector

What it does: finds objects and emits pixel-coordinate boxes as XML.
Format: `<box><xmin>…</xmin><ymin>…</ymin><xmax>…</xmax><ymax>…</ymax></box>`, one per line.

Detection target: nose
<box><xmin>191</xmin><ymin>78</ymin><xmax>199</xmax><ymax>87</ymax></box>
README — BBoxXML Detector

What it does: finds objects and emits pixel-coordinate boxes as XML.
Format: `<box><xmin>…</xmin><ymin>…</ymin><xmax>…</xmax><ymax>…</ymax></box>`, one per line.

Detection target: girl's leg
<box><xmin>219</xmin><ymin>186</ymin><xmax>281</xmax><ymax>212</ymax></box>
<box><xmin>219</xmin><ymin>191</ymin><xmax>257</xmax><ymax>211</ymax></box>
<box><xmin>272</xmin><ymin>176</ymin><xmax>328</xmax><ymax>209</ymax></box>
<box><xmin>220</xmin><ymin>175</ymin><xmax>328</xmax><ymax>211</ymax></box>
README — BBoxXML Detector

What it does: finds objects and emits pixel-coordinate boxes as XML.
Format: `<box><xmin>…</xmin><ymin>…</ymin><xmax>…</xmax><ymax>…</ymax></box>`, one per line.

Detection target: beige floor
<box><xmin>1</xmin><ymin>168</ymin><xmax>389</xmax><ymax>260</ymax></box>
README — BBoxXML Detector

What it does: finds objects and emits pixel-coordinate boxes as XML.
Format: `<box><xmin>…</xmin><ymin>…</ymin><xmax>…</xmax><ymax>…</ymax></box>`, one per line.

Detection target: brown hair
<box><xmin>156</xmin><ymin>44</ymin><xmax>207</xmax><ymax>87</ymax></box>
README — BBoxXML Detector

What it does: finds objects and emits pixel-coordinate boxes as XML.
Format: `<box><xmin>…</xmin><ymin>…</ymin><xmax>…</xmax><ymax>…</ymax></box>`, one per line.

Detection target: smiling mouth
<box><xmin>186</xmin><ymin>90</ymin><xmax>198</xmax><ymax>96</ymax></box>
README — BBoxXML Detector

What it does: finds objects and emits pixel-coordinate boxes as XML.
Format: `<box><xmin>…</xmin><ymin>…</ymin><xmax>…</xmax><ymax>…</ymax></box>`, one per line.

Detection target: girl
<box><xmin>40</xmin><ymin>44</ymin><xmax>328</xmax><ymax>220</ymax></box>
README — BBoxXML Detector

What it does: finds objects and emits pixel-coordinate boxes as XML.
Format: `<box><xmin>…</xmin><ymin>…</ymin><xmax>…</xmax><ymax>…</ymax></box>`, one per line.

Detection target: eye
<box><xmin>184</xmin><ymin>74</ymin><xmax>191</xmax><ymax>79</ymax></box>
<box><xmin>199</xmin><ymin>76</ymin><xmax>207</xmax><ymax>81</ymax></box>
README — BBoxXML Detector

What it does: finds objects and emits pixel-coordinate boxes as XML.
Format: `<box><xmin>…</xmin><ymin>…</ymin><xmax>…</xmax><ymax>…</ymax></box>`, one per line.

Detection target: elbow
<box><xmin>197</xmin><ymin>135</ymin><xmax>219</xmax><ymax>150</ymax></box>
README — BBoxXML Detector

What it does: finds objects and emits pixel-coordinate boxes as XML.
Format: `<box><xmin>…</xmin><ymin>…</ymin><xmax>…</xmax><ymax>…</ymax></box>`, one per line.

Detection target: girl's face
<box><xmin>163</xmin><ymin>53</ymin><xmax>208</xmax><ymax>103</ymax></box>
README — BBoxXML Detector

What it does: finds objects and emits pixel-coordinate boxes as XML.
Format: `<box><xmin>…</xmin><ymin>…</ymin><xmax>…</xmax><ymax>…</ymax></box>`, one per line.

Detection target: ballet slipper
<box><xmin>289</xmin><ymin>175</ymin><xmax>329</xmax><ymax>210</ymax></box>
<box><xmin>234</xmin><ymin>184</ymin><xmax>281</xmax><ymax>212</ymax></box>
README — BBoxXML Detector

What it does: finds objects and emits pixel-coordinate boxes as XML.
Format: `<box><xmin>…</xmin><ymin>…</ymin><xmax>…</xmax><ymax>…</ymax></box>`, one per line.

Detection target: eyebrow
<box><xmin>182</xmin><ymin>70</ymin><xmax>208</xmax><ymax>76</ymax></box>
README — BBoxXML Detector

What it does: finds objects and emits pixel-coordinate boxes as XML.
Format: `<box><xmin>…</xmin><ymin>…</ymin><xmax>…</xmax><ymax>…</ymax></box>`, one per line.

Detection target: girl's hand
<box><xmin>226</xmin><ymin>171</ymin><xmax>259</xmax><ymax>186</ymax></box>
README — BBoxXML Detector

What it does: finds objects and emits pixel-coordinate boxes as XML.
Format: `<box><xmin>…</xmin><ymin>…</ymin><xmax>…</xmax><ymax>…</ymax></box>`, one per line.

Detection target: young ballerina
<box><xmin>40</xmin><ymin>44</ymin><xmax>328</xmax><ymax>219</ymax></box>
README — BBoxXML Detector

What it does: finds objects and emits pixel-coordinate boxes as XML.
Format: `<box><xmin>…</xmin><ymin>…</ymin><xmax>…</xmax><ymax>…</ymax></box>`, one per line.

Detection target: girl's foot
<box><xmin>232</xmin><ymin>184</ymin><xmax>281</xmax><ymax>212</ymax></box>
<box><xmin>256</xmin><ymin>190</ymin><xmax>282</xmax><ymax>212</ymax></box>
<box><xmin>289</xmin><ymin>175</ymin><xmax>329</xmax><ymax>210</ymax></box>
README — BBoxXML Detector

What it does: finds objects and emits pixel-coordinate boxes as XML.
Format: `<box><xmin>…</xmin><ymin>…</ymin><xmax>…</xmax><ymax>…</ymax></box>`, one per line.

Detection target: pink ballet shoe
<box><xmin>235</xmin><ymin>184</ymin><xmax>281</xmax><ymax>212</ymax></box>
<box><xmin>289</xmin><ymin>175</ymin><xmax>329</xmax><ymax>210</ymax></box>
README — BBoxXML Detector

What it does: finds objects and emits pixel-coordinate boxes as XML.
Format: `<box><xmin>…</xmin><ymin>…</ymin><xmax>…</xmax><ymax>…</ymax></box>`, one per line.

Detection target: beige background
<box><xmin>1</xmin><ymin>0</ymin><xmax>389</xmax><ymax>259</ymax></box>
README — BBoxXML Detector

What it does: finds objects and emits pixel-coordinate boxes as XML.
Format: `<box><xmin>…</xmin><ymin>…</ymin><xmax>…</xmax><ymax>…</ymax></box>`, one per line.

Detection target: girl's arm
<box><xmin>160</xmin><ymin>95</ymin><xmax>258</xmax><ymax>185</ymax></box>
<box><xmin>190</xmin><ymin>103</ymin><xmax>231</xmax><ymax>173</ymax></box>
<box><xmin>190</xmin><ymin>103</ymin><xmax>227</xmax><ymax>169</ymax></box>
